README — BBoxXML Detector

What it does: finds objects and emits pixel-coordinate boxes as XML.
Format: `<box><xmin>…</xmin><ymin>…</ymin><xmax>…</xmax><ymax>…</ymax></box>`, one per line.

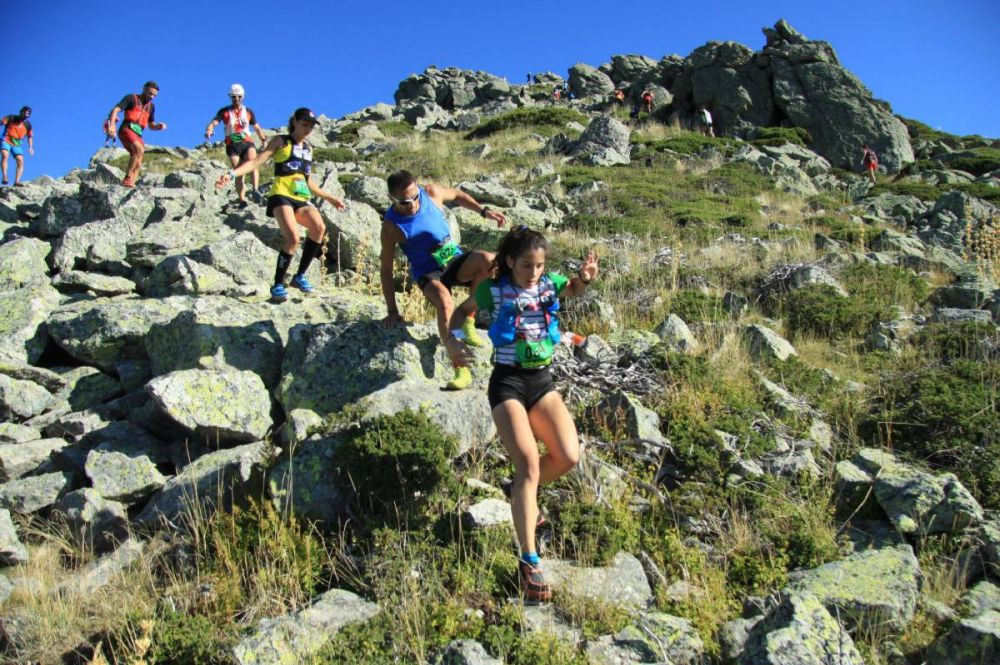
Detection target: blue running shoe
<box><xmin>270</xmin><ymin>283</ymin><xmax>288</xmax><ymax>302</ymax></box>
<box><xmin>290</xmin><ymin>274</ymin><xmax>315</xmax><ymax>293</ymax></box>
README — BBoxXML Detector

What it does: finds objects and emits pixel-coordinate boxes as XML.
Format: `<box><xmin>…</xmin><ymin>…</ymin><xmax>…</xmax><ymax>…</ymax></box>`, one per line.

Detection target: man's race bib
<box><xmin>128</xmin><ymin>122</ymin><xmax>144</xmax><ymax>135</ymax></box>
<box><xmin>7</xmin><ymin>137</ymin><xmax>21</xmax><ymax>146</ymax></box>
<box><xmin>291</xmin><ymin>179</ymin><xmax>310</xmax><ymax>197</ymax></box>
<box><xmin>515</xmin><ymin>338</ymin><xmax>554</xmax><ymax>368</ymax></box>
<box><xmin>431</xmin><ymin>241</ymin><xmax>460</xmax><ymax>268</ymax></box>
<box><xmin>229</xmin><ymin>132</ymin><xmax>247</xmax><ymax>143</ymax></box>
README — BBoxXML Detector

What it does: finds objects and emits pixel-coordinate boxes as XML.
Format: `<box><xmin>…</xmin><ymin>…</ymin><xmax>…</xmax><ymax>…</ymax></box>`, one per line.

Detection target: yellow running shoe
<box><xmin>445</xmin><ymin>366</ymin><xmax>473</xmax><ymax>390</ymax></box>
<box><xmin>461</xmin><ymin>316</ymin><xmax>485</xmax><ymax>347</ymax></box>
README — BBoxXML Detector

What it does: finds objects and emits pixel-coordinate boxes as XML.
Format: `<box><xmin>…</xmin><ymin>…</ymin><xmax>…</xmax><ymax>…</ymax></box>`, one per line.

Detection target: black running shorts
<box><xmin>417</xmin><ymin>252</ymin><xmax>471</xmax><ymax>291</ymax></box>
<box><xmin>487</xmin><ymin>364</ymin><xmax>556</xmax><ymax>410</ymax></box>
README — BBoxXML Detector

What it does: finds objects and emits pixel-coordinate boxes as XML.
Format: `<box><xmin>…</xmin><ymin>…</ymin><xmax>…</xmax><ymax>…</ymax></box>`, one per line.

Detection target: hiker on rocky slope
<box><xmin>205</xmin><ymin>83</ymin><xmax>267</xmax><ymax>205</ymax></box>
<box><xmin>1</xmin><ymin>106</ymin><xmax>33</xmax><ymax>187</ymax></box>
<box><xmin>215</xmin><ymin>107</ymin><xmax>346</xmax><ymax>303</ymax></box>
<box><xmin>862</xmin><ymin>145</ymin><xmax>878</xmax><ymax>185</ymax></box>
<box><xmin>445</xmin><ymin>226</ymin><xmax>598</xmax><ymax>602</ymax></box>
<box><xmin>107</xmin><ymin>81</ymin><xmax>167</xmax><ymax>187</ymax></box>
<box><xmin>380</xmin><ymin>169</ymin><xmax>506</xmax><ymax>390</ymax></box>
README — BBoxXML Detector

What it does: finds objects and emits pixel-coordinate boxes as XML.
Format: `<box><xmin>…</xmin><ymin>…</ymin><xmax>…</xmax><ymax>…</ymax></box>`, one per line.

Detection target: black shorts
<box><xmin>266</xmin><ymin>195</ymin><xmax>313</xmax><ymax>218</ymax></box>
<box><xmin>226</xmin><ymin>141</ymin><xmax>256</xmax><ymax>160</ymax></box>
<box><xmin>417</xmin><ymin>252</ymin><xmax>471</xmax><ymax>291</ymax></box>
<box><xmin>488</xmin><ymin>364</ymin><xmax>556</xmax><ymax>410</ymax></box>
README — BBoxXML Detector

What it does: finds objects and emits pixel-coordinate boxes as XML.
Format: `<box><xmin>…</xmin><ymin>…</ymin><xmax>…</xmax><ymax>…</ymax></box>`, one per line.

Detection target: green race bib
<box><xmin>128</xmin><ymin>122</ymin><xmax>144</xmax><ymax>135</ymax></box>
<box><xmin>431</xmin><ymin>241</ymin><xmax>460</xmax><ymax>268</ymax></box>
<box><xmin>230</xmin><ymin>132</ymin><xmax>246</xmax><ymax>143</ymax></box>
<box><xmin>515</xmin><ymin>338</ymin><xmax>554</xmax><ymax>368</ymax></box>
<box><xmin>292</xmin><ymin>179</ymin><xmax>310</xmax><ymax>197</ymax></box>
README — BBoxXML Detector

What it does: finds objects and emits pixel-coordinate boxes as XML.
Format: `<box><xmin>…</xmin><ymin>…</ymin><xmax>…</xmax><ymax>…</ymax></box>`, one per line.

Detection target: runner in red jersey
<box><xmin>107</xmin><ymin>81</ymin><xmax>167</xmax><ymax>187</ymax></box>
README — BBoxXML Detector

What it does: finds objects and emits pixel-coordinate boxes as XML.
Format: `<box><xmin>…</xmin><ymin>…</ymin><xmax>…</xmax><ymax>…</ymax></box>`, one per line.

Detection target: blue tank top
<box><xmin>383</xmin><ymin>187</ymin><xmax>463</xmax><ymax>281</ymax></box>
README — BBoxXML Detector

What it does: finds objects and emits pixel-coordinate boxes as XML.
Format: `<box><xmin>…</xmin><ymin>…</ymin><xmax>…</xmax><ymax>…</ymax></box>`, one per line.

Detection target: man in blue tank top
<box><xmin>381</xmin><ymin>170</ymin><xmax>507</xmax><ymax>390</ymax></box>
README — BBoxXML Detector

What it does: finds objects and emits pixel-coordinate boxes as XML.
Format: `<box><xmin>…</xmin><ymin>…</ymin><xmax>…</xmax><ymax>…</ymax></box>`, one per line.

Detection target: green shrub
<box><xmin>910</xmin><ymin>321</ymin><xmax>1000</xmax><ymax>361</ymax></box>
<box><xmin>749</xmin><ymin>126</ymin><xmax>813</xmax><ymax>147</ymax></box>
<box><xmin>955</xmin><ymin>181</ymin><xmax>1000</xmax><ymax>204</ymax></box>
<box><xmin>669</xmin><ymin>290</ymin><xmax>726</xmax><ymax>323</ymax></box>
<box><xmin>333</xmin><ymin>410</ymin><xmax>458</xmax><ymax>529</ymax></box>
<box><xmin>378</xmin><ymin>120</ymin><xmax>413</xmax><ymax>137</ymax></box>
<box><xmin>549</xmin><ymin>499</ymin><xmax>637</xmax><ymax>565</ymax></box>
<box><xmin>899</xmin><ymin>116</ymin><xmax>956</xmax><ymax>143</ymax></box>
<box><xmin>869</xmin><ymin>181</ymin><xmax>943</xmax><ymax>201</ymax></box>
<box><xmin>634</xmin><ymin>132</ymin><xmax>736</xmax><ymax>156</ymax></box>
<box><xmin>945</xmin><ymin>147</ymin><xmax>1000</xmax><ymax>176</ymax></box>
<box><xmin>807</xmin><ymin>215</ymin><xmax>872</xmax><ymax>247</ymax></box>
<box><xmin>465</xmin><ymin>107</ymin><xmax>588</xmax><ymax>139</ymax></box>
<box><xmin>783</xmin><ymin>284</ymin><xmax>878</xmax><ymax>339</ymax></box>
<box><xmin>864</xmin><ymin>359</ymin><xmax>1000</xmax><ymax>509</ymax></box>
<box><xmin>149</xmin><ymin>609</ymin><xmax>236</xmax><ymax>665</ymax></box>
<box><xmin>313</xmin><ymin>146</ymin><xmax>358</xmax><ymax>163</ymax></box>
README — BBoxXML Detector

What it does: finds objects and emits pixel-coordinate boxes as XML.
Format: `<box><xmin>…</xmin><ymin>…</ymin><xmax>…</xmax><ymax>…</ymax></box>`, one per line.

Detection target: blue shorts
<box><xmin>1</xmin><ymin>142</ymin><xmax>23</xmax><ymax>158</ymax></box>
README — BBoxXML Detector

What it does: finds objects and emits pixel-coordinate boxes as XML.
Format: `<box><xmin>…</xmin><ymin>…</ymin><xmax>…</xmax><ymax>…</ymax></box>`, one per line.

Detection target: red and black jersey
<box><xmin>213</xmin><ymin>105</ymin><xmax>257</xmax><ymax>145</ymax></box>
<box><xmin>1</xmin><ymin>116</ymin><xmax>33</xmax><ymax>145</ymax></box>
<box><xmin>117</xmin><ymin>94</ymin><xmax>156</xmax><ymax>131</ymax></box>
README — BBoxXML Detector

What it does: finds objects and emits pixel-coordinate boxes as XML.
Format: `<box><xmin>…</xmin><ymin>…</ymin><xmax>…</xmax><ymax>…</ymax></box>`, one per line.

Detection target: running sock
<box><xmin>520</xmin><ymin>551</ymin><xmax>540</xmax><ymax>566</ymax></box>
<box><xmin>274</xmin><ymin>251</ymin><xmax>293</xmax><ymax>285</ymax></box>
<box><xmin>295</xmin><ymin>238</ymin><xmax>323</xmax><ymax>276</ymax></box>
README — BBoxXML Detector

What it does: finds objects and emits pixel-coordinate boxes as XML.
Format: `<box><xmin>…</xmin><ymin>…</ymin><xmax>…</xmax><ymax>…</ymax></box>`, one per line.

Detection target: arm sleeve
<box><xmin>148</xmin><ymin>103</ymin><xmax>156</xmax><ymax>125</ymax></box>
<box><xmin>548</xmin><ymin>272</ymin><xmax>570</xmax><ymax>295</ymax></box>
<box><xmin>214</xmin><ymin>107</ymin><xmax>227</xmax><ymax>123</ymax></box>
<box><xmin>117</xmin><ymin>95</ymin><xmax>134</xmax><ymax>111</ymax></box>
<box><xmin>25</xmin><ymin>121</ymin><xmax>32</xmax><ymax>137</ymax></box>
<box><xmin>248</xmin><ymin>109</ymin><xmax>257</xmax><ymax>124</ymax></box>
<box><xmin>473</xmin><ymin>279</ymin><xmax>494</xmax><ymax>312</ymax></box>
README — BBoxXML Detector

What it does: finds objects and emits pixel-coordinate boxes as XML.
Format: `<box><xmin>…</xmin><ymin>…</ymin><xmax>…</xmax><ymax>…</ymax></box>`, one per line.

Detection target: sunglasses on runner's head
<box><xmin>391</xmin><ymin>192</ymin><xmax>420</xmax><ymax>205</ymax></box>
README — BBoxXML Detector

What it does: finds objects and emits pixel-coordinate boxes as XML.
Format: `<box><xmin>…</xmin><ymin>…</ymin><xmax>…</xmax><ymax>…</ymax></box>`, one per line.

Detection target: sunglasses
<box><xmin>391</xmin><ymin>192</ymin><xmax>420</xmax><ymax>205</ymax></box>
<box><xmin>230</xmin><ymin>95</ymin><xmax>243</xmax><ymax>100</ymax></box>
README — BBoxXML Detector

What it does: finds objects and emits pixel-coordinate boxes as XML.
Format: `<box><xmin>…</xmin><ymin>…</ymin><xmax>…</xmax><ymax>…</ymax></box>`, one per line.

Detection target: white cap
<box><xmin>229</xmin><ymin>83</ymin><xmax>245</xmax><ymax>97</ymax></box>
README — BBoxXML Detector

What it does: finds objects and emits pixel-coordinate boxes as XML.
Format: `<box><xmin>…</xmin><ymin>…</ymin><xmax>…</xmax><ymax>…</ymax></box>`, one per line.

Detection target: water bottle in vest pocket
<box><xmin>488</xmin><ymin>302</ymin><xmax>519</xmax><ymax>347</ymax></box>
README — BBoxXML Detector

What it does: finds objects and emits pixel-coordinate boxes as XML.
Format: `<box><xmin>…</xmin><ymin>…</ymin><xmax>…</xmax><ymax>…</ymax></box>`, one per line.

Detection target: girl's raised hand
<box><xmin>578</xmin><ymin>250</ymin><xmax>599</xmax><ymax>283</ymax></box>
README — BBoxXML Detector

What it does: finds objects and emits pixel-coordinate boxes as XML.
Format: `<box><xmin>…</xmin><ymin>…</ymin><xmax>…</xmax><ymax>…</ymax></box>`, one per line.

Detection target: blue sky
<box><xmin>4</xmin><ymin>0</ymin><xmax>998</xmax><ymax>181</ymax></box>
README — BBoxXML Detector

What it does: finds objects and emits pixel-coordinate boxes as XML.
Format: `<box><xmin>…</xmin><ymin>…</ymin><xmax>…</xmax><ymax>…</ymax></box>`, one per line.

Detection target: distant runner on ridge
<box><xmin>1</xmin><ymin>106</ymin><xmax>34</xmax><ymax>187</ymax></box>
<box><xmin>215</xmin><ymin>108</ymin><xmax>346</xmax><ymax>303</ymax></box>
<box><xmin>205</xmin><ymin>83</ymin><xmax>267</xmax><ymax>205</ymax></box>
<box><xmin>107</xmin><ymin>81</ymin><xmax>167</xmax><ymax>187</ymax></box>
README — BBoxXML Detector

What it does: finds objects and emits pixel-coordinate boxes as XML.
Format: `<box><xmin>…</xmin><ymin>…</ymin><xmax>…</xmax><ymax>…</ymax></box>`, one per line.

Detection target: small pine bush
<box><xmin>749</xmin><ymin>126</ymin><xmax>813</xmax><ymax>147</ymax></box>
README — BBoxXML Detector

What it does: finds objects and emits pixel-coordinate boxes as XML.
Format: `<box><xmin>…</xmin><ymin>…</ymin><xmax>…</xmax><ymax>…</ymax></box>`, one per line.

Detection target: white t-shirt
<box><xmin>702</xmin><ymin>109</ymin><xmax>713</xmax><ymax>124</ymax></box>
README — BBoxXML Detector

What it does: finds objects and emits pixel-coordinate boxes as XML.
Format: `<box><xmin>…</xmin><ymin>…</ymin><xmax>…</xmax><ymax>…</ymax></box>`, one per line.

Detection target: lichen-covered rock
<box><xmin>55</xmin><ymin>366</ymin><xmax>123</xmax><ymax>412</ymax></box>
<box><xmin>0</xmin><ymin>438</ymin><xmax>66</xmax><ymax>482</ymax></box>
<box><xmin>53</xmin><ymin>488</ymin><xmax>128</xmax><ymax>553</ymax></box>
<box><xmin>50</xmin><ymin>217</ymin><xmax>141</xmax><ymax>275</ymax></box>
<box><xmin>571</xmin><ymin>116</ymin><xmax>630</xmax><ymax>166</ymax></box>
<box><xmin>785</xmin><ymin>543</ymin><xmax>920</xmax><ymax>634</ymax></box>
<box><xmin>568</xmin><ymin>63</ymin><xmax>615</xmax><ymax>99</ymax></box>
<box><xmin>586</xmin><ymin>612</ymin><xmax>704</xmax><ymax>664</ymax></box>
<box><xmin>850</xmin><ymin>447</ymin><xmax>984</xmax><ymax>536</ymax></box>
<box><xmin>141</xmin><ymin>254</ymin><xmax>241</xmax><ymax>297</ymax></box>
<box><xmin>654</xmin><ymin>314</ymin><xmax>700</xmax><ymax>353</ymax></box>
<box><xmin>744</xmin><ymin>324</ymin><xmax>797</xmax><ymax>361</ymax></box>
<box><xmin>436</xmin><ymin>639</ymin><xmax>502</xmax><ymax>665</ymax></box>
<box><xmin>545</xmin><ymin>552</ymin><xmax>653</xmax><ymax>609</ymax></box>
<box><xmin>135</xmin><ymin>441</ymin><xmax>273</xmax><ymax>528</ymax></box>
<box><xmin>232</xmin><ymin>588</ymin><xmax>379</xmax><ymax>665</ymax></box>
<box><xmin>47</xmin><ymin>296</ymin><xmax>191</xmax><ymax>371</ymax></box>
<box><xmin>0</xmin><ymin>508</ymin><xmax>28</xmax><ymax>565</ymax></box>
<box><xmin>355</xmin><ymin>377</ymin><xmax>495</xmax><ymax>457</ymax></box>
<box><xmin>586</xmin><ymin>390</ymin><xmax>667</xmax><ymax>446</ymax></box>
<box><xmin>85</xmin><ymin>448</ymin><xmax>167</xmax><ymax>505</ymax></box>
<box><xmin>0</xmin><ymin>471</ymin><xmax>74</xmax><ymax>513</ymax></box>
<box><xmin>0</xmin><ymin>373</ymin><xmax>53</xmax><ymax>421</ymax></box>
<box><xmin>0</xmin><ymin>422</ymin><xmax>41</xmax><ymax>444</ymax></box>
<box><xmin>0</xmin><ymin>282</ymin><xmax>60</xmax><ymax>364</ymax></box>
<box><xmin>277</xmin><ymin>320</ymin><xmax>444</xmax><ymax>420</ymax></box>
<box><xmin>457</xmin><ymin>177</ymin><xmax>519</xmax><ymax>208</ymax></box>
<box><xmin>192</xmin><ymin>230</ymin><xmax>274</xmax><ymax>289</ymax></box>
<box><xmin>463</xmin><ymin>498</ymin><xmax>512</xmax><ymax>529</ymax></box>
<box><xmin>0</xmin><ymin>237</ymin><xmax>49</xmax><ymax>292</ymax></box>
<box><xmin>322</xmin><ymin>199</ymin><xmax>383</xmax><ymax>272</ymax></box>
<box><xmin>267</xmin><ymin>435</ymin><xmax>349</xmax><ymax>525</ymax></box>
<box><xmin>58</xmin><ymin>538</ymin><xmax>145</xmax><ymax>594</ymax></box>
<box><xmin>739</xmin><ymin>592</ymin><xmax>864</xmax><ymax>665</ymax></box>
<box><xmin>925</xmin><ymin>609</ymin><xmax>1000</xmax><ymax>665</ymax></box>
<box><xmin>344</xmin><ymin>175</ymin><xmax>392</xmax><ymax>211</ymax></box>
<box><xmin>51</xmin><ymin>270</ymin><xmax>137</xmax><ymax>296</ymax></box>
<box><xmin>146</xmin><ymin>369</ymin><xmax>272</xmax><ymax>445</ymax></box>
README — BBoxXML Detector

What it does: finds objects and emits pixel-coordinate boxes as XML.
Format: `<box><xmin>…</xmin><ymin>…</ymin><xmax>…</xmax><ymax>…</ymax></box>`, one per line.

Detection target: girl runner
<box><xmin>446</xmin><ymin>226</ymin><xmax>599</xmax><ymax>601</ymax></box>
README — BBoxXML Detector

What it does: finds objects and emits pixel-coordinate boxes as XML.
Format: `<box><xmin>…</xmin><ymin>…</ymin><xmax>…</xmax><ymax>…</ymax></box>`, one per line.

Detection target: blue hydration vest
<box><xmin>487</xmin><ymin>275</ymin><xmax>562</xmax><ymax>367</ymax></box>
<box><xmin>384</xmin><ymin>187</ymin><xmax>463</xmax><ymax>282</ymax></box>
